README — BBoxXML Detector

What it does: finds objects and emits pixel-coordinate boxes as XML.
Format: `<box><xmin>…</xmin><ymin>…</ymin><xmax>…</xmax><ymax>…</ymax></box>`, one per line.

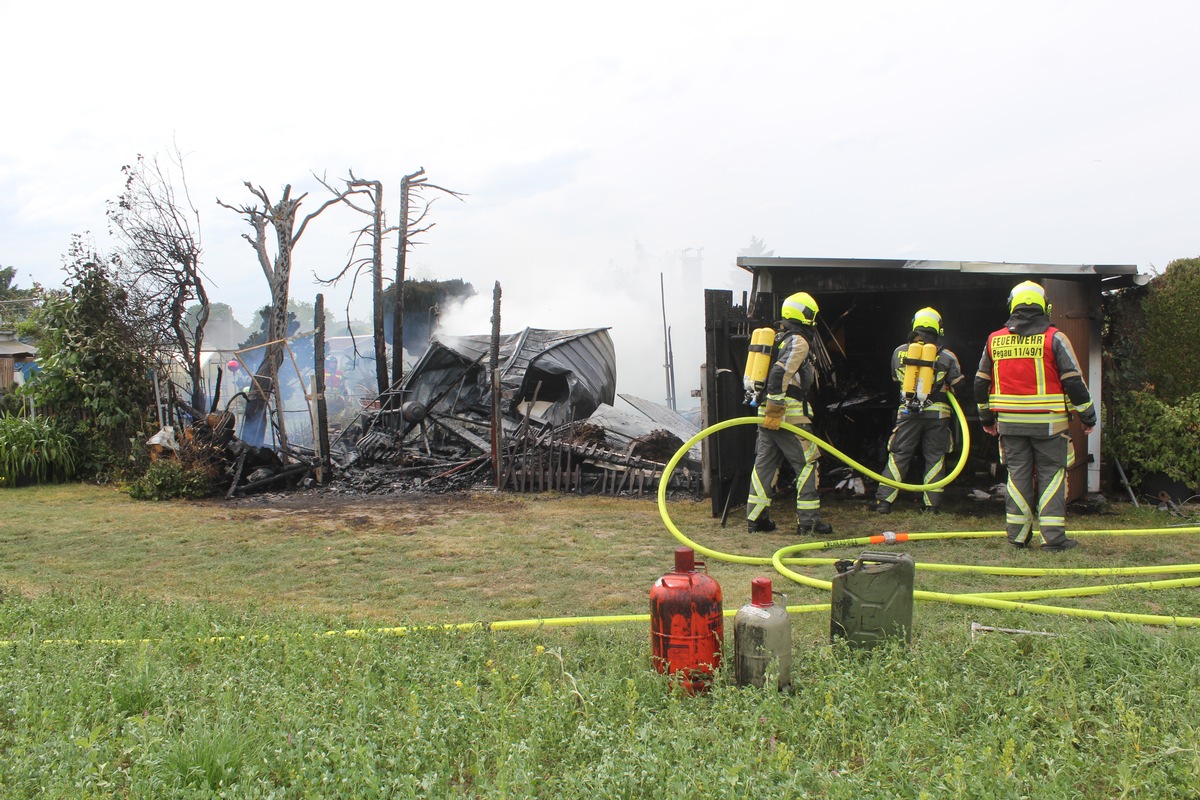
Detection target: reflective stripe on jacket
<box><xmin>763</xmin><ymin>325</ymin><xmax>814</xmax><ymax>424</ymax></box>
<box><xmin>986</xmin><ymin>326</ymin><xmax>1067</xmax><ymax>425</ymax></box>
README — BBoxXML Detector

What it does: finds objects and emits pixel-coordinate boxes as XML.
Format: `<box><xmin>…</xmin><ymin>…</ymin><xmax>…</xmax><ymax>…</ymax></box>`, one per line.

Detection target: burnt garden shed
<box><xmin>702</xmin><ymin>257</ymin><xmax>1142</xmax><ymax>518</ymax></box>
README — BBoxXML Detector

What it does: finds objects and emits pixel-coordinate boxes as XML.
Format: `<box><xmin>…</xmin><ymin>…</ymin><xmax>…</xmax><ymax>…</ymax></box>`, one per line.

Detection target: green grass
<box><xmin>1</xmin><ymin>485</ymin><xmax>1200</xmax><ymax>797</ymax></box>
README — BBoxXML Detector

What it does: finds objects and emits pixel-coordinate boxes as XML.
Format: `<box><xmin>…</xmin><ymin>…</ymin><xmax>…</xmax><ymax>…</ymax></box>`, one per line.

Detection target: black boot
<box><xmin>1041</xmin><ymin>538</ymin><xmax>1078</xmax><ymax>552</ymax></box>
<box><xmin>797</xmin><ymin>520</ymin><xmax>834</xmax><ymax>536</ymax></box>
<box><xmin>748</xmin><ymin>516</ymin><xmax>777</xmax><ymax>533</ymax></box>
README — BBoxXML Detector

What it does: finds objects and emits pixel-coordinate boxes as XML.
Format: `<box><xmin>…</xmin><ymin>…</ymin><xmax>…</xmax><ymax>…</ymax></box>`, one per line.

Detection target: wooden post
<box><xmin>314</xmin><ymin>294</ymin><xmax>331</xmax><ymax>483</ymax></box>
<box><xmin>490</xmin><ymin>281</ymin><xmax>503</xmax><ymax>488</ymax></box>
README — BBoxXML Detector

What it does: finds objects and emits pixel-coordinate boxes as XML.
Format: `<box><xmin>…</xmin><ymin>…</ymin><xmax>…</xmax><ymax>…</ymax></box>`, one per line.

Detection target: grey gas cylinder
<box><xmin>733</xmin><ymin>577</ymin><xmax>792</xmax><ymax>690</ymax></box>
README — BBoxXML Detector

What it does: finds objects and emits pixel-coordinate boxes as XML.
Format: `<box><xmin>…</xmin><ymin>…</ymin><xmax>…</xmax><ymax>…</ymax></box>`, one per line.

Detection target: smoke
<box><xmin>431</xmin><ymin>245</ymin><xmax>739</xmax><ymax>409</ymax></box>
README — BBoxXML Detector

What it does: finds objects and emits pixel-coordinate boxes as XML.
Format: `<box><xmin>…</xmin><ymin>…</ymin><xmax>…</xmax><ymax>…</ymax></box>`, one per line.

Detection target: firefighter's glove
<box><xmin>762</xmin><ymin>400</ymin><xmax>787</xmax><ymax>431</ymax></box>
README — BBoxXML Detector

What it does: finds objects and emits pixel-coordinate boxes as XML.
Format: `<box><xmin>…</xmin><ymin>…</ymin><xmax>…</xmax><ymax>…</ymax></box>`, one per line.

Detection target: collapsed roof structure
<box><xmin>340</xmin><ymin>326</ymin><xmax>700</xmax><ymax>496</ymax></box>
<box><xmin>405</xmin><ymin>327</ymin><xmax>617</xmax><ymax>429</ymax></box>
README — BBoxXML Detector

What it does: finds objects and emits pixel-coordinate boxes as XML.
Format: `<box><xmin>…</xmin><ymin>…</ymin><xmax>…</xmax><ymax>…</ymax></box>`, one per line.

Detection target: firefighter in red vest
<box><xmin>974</xmin><ymin>281</ymin><xmax>1096</xmax><ymax>551</ymax></box>
<box><xmin>746</xmin><ymin>291</ymin><xmax>834</xmax><ymax>536</ymax></box>
<box><xmin>325</xmin><ymin>357</ymin><xmax>344</xmax><ymax>392</ymax></box>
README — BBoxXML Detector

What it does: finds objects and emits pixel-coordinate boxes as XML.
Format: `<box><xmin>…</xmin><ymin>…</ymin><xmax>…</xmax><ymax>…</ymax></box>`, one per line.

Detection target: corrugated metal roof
<box><xmin>401</xmin><ymin>327</ymin><xmax>617</xmax><ymax>427</ymax></box>
<box><xmin>0</xmin><ymin>341</ymin><xmax>36</xmax><ymax>358</ymax></box>
<box><xmin>433</xmin><ymin>327</ymin><xmax>616</xmax><ymax>404</ymax></box>
<box><xmin>617</xmin><ymin>394</ymin><xmax>702</xmax><ymax>461</ymax></box>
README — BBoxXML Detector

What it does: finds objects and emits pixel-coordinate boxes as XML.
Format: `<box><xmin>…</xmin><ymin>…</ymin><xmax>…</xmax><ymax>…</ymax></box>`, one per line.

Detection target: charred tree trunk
<box><xmin>314</xmin><ymin>293</ymin><xmax>330</xmax><ymax>483</ymax></box>
<box><xmin>244</xmin><ymin>215</ymin><xmax>295</xmax><ymax>445</ymax></box>
<box><xmin>218</xmin><ymin>183</ymin><xmax>339</xmax><ymax>446</ymax></box>
<box><xmin>364</xmin><ymin>181</ymin><xmax>387</xmax><ymax>396</ymax></box>
<box><xmin>317</xmin><ymin>167</ymin><xmax>462</xmax><ymax>398</ymax></box>
<box><xmin>183</xmin><ymin>277</ymin><xmax>210</xmax><ymax>411</ymax></box>
<box><xmin>391</xmin><ymin>169</ymin><xmax>422</xmax><ymax>386</ymax></box>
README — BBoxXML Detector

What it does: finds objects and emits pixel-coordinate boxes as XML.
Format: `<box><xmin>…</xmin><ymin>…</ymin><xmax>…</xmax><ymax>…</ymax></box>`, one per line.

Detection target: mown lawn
<box><xmin>2</xmin><ymin>484</ymin><xmax>1200</xmax><ymax>797</ymax></box>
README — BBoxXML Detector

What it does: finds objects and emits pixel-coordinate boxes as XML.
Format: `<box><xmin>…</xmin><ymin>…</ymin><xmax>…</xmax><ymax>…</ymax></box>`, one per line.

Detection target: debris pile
<box><xmin>159</xmin><ymin>327</ymin><xmax>702</xmax><ymax>499</ymax></box>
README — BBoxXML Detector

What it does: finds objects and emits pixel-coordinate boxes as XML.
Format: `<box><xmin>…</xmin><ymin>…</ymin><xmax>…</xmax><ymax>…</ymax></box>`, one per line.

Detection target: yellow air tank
<box><xmin>900</xmin><ymin>342</ymin><xmax>924</xmax><ymax>396</ymax></box>
<box><xmin>914</xmin><ymin>342</ymin><xmax>937</xmax><ymax>403</ymax></box>
<box><xmin>743</xmin><ymin>327</ymin><xmax>776</xmax><ymax>405</ymax></box>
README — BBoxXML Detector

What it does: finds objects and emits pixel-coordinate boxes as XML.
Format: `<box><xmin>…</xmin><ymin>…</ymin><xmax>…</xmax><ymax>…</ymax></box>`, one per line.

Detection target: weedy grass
<box><xmin>0</xmin><ymin>415</ymin><xmax>77</xmax><ymax>486</ymax></box>
<box><xmin>2</xmin><ymin>484</ymin><xmax>1200</xmax><ymax>797</ymax></box>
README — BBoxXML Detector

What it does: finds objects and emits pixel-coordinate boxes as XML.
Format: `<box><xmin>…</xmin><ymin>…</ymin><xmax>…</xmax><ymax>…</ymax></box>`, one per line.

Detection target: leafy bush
<box><xmin>1142</xmin><ymin>257</ymin><xmax>1200</xmax><ymax>403</ymax></box>
<box><xmin>1103</xmin><ymin>258</ymin><xmax>1200</xmax><ymax>489</ymax></box>
<box><xmin>0</xmin><ymin>414</ymin><xmax>77</xmax><ymax>486</ymax></box>
<box><xmin>22</xmin><ymin>240</ymin><xmax>157</xmax><ymax>479</ymax></box>
<box><xmin>127</xmin><ymin>459</ymin><xmax>213</xmax><ymax>501</ymax></box>
<box><xmin>1107</xmin><ymin>388</ymin><xmax>1200</xmax><ymax>488</ymax></box>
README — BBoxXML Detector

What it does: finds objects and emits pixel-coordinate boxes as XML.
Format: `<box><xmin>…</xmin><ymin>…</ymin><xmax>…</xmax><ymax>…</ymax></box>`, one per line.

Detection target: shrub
<box><xmin>1142</xmin><ymin>257</ymin><xmax>1200</xmax><ymax>403</ymax></box>
<box><xmin>127</xmin><ymin>459</ymin><xmax>214</xmax><ymax>501</ymax></box>
<box><xmin>1107</xmin><ymin>388</ymin><xmax>1200</xmax><ymax>488</ymax></box>
<box><xmin>1103</xmin><ymin>259</ymin><xmax>1200</xmax><ymax>492</ymax></box>
<box><xmin>0</xmin><ymin>414</ymin><xmax>77</xmax><ymax>487</ymax></box>
<box><xmin>23</xmin><ymin>241</ymin><xmax>157</xmax><ymax>479</ymax></box>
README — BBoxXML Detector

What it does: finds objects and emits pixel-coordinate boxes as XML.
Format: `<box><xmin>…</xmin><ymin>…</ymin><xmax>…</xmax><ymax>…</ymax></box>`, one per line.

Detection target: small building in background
<box><xmin>0</xmin><ymin>329</ymin><xmax>37</xmax><ymax>392</ymax></box>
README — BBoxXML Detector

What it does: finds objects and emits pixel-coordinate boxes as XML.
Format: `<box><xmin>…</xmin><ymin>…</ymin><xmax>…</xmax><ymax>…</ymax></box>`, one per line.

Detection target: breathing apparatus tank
<box><xmin>742</xmin><ymin>327</ymin><xmax>776</xmax><ymax>406</ymax></box>
<box><xmin>901</xmin><ymin>342</ymin><xmax>938</xmax><ymax>414</ymax></box>
<box><xmin>650</xmin><ymin>546</ymin><xmax>723</xmax><ymax>694</ymax></box>
<box><xmin>733</xmin><ymin>577</ymin><xmax>792</xmax><ymax>691</ymax></box>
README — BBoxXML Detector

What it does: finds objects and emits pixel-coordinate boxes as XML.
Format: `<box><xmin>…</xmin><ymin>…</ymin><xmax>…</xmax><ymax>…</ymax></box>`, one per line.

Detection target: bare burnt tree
<box><xmin>106</xmin><ymin>151</ymin><xmax>208</xmax><ymax>410</ymax></box>
<box><xmin>394</xmin><ymin>168</ymin><xmax>466</xmax><ymax>385</ymax></box>
<box><xmin>217</xmin><ymin>183</ymin><xmax>341</xmax><ymax>445</ymax></box>
<box><xmin>317</xmin><ymin>167</ymin><xmax>463</xmax><ymax>394</ymax></box>
<box><xmin>315</xmin><ymin>172</ymin><xmax>388</xmax><ymax>394</ymax></box>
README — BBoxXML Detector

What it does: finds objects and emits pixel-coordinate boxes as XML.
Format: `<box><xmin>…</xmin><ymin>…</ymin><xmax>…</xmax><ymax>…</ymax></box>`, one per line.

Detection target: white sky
<box><xmin>3</xmin><ymin>1</ymin><xmax>1198</xmax><ymax>402</ymax></box>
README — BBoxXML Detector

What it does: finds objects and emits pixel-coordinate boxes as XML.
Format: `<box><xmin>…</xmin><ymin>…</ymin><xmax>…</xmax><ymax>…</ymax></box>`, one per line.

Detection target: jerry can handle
<box><xmin>834</xmin><ymin>551</ymin><xmax>911</xmax><ymax>576</ymax></box>
<box><xmin>855</xmin><ymin>551</ymin><xmax>912</xmax><ymax>566</ymax></box>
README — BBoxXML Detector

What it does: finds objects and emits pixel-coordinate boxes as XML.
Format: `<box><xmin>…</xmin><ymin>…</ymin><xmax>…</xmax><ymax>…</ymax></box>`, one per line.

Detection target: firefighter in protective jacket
<box><xmin>974</xmin><ymin>281</ymin><xmax>1096</xmax><ymax>551</ymax></box>
<box><xmin>874</xmin><ymin>307</ymin><xmax>964</xmax><ymax>514</ymax></box>
<box><xmin>745</xmin><ymin>291</ymin><xmax>834</xmax><ymax>536</ymax></box>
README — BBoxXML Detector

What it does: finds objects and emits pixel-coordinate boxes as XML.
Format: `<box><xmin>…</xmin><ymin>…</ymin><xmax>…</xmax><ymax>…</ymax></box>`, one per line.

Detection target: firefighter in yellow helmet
<box><xmin>746</xmin><ymin>291</ymin><xmax>834</xmax><ymax>536</ymax></box>
<box><xmin>975</xmin><ymin>281</ymin><xmax>1096</xmax><ymax>551</ymax></box>
<box><xmin>874</xmin><ymin>307</ymin><xmax>964</xmax><ymax>514</ymax></box>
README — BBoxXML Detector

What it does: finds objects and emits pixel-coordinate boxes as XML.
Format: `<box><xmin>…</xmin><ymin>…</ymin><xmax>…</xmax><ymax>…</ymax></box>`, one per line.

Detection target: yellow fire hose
<box><xmin>6</xmin><ymin>397</ymin><xmax>1200</xmax><ymax>649</ymax></box>
<box><xmin>656</xmin><ymin>394</ymin><xmax>1200</xmax><ymax>627</ymax></box>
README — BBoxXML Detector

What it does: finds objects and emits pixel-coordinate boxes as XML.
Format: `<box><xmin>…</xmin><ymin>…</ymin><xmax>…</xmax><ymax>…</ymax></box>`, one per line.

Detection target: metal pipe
<box><xmin>1113</xmin><ymin>458</ymin><xmax>1139</xmax><ymax>507</ymax></box>
<box><xmin>969</xmin><ymin>622</ymin><xmax>1057</xmax><ymax>640</ymax></box>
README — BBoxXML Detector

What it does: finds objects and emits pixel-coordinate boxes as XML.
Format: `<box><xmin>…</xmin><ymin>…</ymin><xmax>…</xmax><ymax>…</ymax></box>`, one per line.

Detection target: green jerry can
<box><xmin>830</xmin><ymin>551</ymin><xmax>915</xmax><ymax>649</ymax></box>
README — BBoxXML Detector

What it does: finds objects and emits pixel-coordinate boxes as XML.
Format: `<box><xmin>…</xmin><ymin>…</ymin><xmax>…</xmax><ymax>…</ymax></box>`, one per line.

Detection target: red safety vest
<box><xmin>986</xmin><ymin>325</ymin><xmax>1067</xmax><ymax>426</ymax></box>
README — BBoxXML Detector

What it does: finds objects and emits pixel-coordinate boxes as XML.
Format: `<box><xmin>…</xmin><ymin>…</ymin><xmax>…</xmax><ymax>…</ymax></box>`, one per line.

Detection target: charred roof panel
<box><xmin>402</xmin><ymin>327</ymin><xmax>616</xmax><ymax>427</ymax></box>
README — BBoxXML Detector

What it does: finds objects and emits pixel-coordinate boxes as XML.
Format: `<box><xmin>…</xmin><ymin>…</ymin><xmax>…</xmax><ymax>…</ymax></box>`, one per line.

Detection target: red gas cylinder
<box><xmin>650</xmin><ymin>546</ymin><xmax>723</xmax><ymax>693</ymax></box>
